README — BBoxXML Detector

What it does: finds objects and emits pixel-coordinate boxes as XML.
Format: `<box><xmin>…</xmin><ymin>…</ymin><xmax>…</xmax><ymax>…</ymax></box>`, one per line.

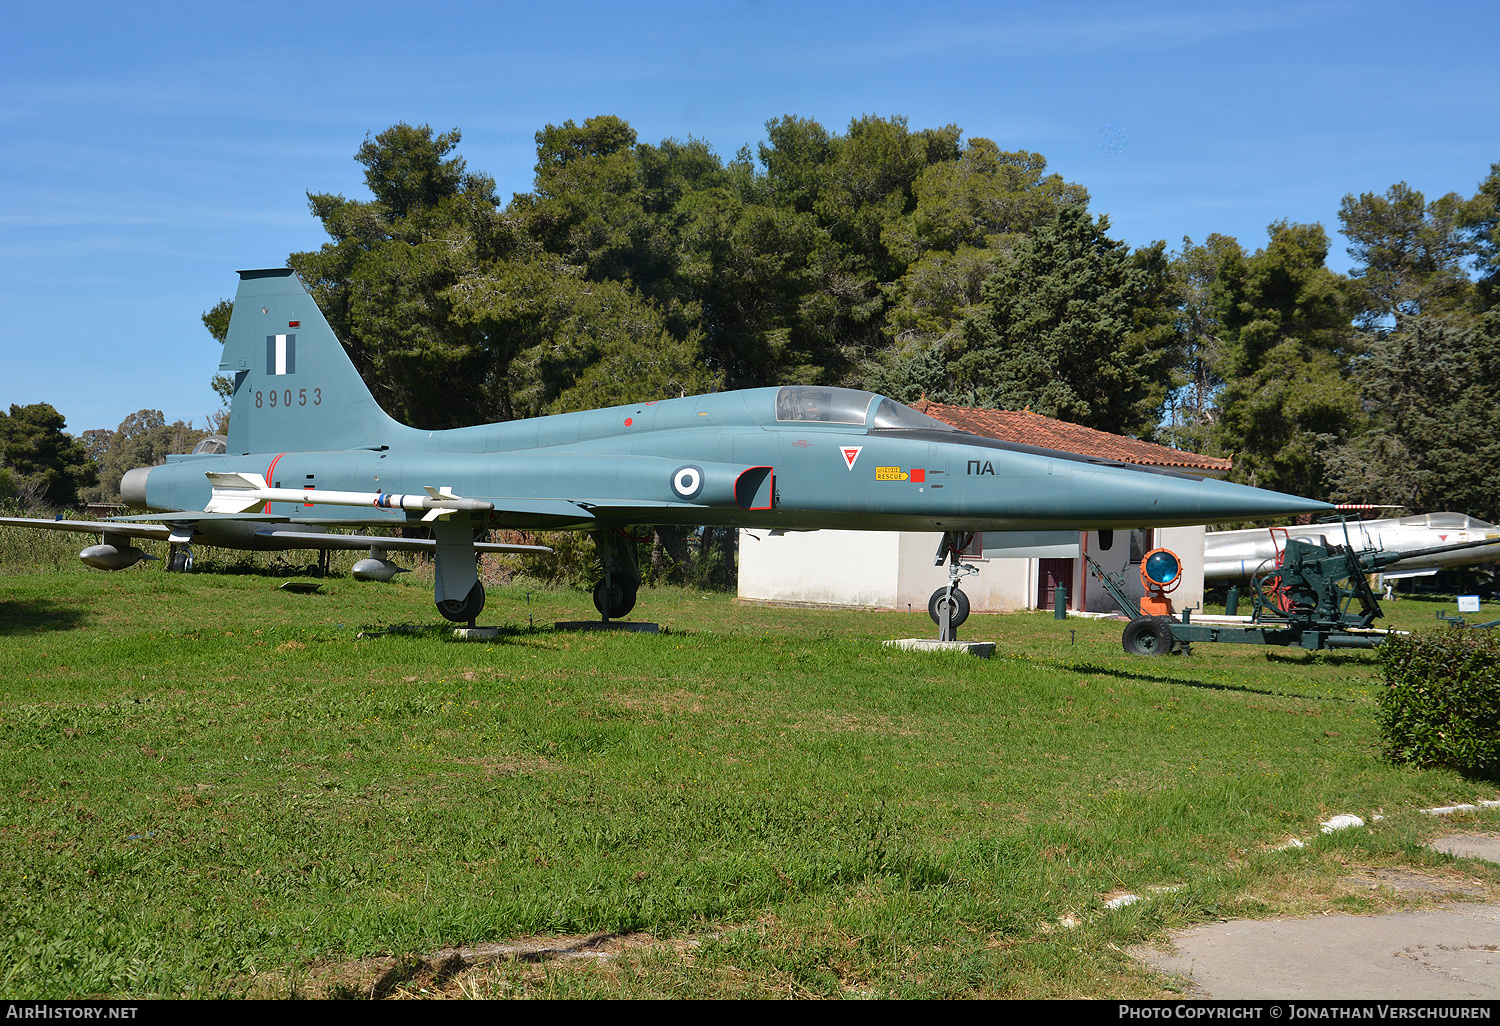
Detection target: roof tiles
<box><xmin>910</xmin><ymin>398</ymin><xmax>1231</xmax><ymax>474</ymax></box>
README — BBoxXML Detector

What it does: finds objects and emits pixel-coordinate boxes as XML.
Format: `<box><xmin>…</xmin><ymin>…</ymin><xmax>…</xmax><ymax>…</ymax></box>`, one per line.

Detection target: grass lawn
<box><xmin>2</xmin><ymin>549</ymin><xmax>1498</xmax><ymax>998</ymax></box>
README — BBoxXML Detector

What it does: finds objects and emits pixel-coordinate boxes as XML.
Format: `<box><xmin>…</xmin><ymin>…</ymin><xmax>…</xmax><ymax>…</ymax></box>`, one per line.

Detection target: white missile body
<box><xmin>204</xmin><ymin>472</ymin><xmax>493</xmax><ymax>521</ymax></box>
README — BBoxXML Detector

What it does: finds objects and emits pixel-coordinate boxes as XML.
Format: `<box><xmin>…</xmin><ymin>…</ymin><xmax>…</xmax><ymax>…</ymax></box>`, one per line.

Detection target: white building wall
<box><xmin>737</xmin><ymin>529</ymin><xmax>901</xmax><ymax>607</ymax></box>
<box><xmin>895</xmin><ymin>533</ymin><xmax>1034</xmax><ymax>612</ymax></box>
<box><xmin>739</xmin><ymin>524</ymin><xmax>1207</xmax><ymax>615</ymax></box>
<box><xmin>739</xmin><ymin>529</ymin><xmax>1042</xmax><ymax>612</ymax></box>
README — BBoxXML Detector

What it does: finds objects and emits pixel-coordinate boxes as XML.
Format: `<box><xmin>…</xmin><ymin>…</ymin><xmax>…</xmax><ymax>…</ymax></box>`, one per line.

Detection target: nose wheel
<box><xmin>928</xmin><ymin>587</ymin><xmax>970</xmax><ymax>630</ymax></box>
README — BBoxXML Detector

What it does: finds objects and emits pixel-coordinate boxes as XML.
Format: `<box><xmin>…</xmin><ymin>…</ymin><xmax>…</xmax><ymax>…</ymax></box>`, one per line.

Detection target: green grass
<box><xmin>2</xmin><ymin>556</ymin><xmax>1498</xmax><ymax>998</ymax></box>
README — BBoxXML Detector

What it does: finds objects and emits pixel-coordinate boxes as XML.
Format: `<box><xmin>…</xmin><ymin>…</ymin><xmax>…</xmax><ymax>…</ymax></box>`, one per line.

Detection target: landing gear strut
<box><xmin>928</xmin><ymin>531</ymin><xmax>977</xmax><ymax>641</ymax></box>
<box><xmin>432</xmin><ymin>517</ymin><xmax>486</xmax><ymax>626</ymax></box>
<box><xmin>590</xmin><ymin>529</ymin><xmax>642</xmax><ymax>622</ymax></box>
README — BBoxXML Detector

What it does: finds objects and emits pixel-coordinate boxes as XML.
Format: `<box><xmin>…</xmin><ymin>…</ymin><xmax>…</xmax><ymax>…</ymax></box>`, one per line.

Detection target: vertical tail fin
<box><xmin>219</xmin><ymin>269</ymin><xmax>412</xmax><ymax>455</ymax></box>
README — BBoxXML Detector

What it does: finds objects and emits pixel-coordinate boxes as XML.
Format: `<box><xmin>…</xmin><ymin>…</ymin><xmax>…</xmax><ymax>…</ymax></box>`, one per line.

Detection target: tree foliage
<box><xmin>1203</xmin><ymin>222</ymin><xmax>1362</xmax><ymax>498</ymax></box>
<box><xmin>925</xmin><ymin>207</ymin><xmax>1176</xmax><ymax>437</ymax></box>
<box><xmin>1155</xmin><ymin>234</ymin><xmax>1238</xmax><ymax>454</ymax></box>
<box><xmin>1461</xmin><ymin>162</ymin><xmax>1500</xmax><ymax>312</ymax></box>
<box><xmin>79</xmin><ymin>410</ymin><xmax>211</xmax><ymax>506</ymax></box>
<box><xmin>1338</xmin><ymin>182</ymin><xmax>1475</xmax><ymax>329</ymax></box>
<box><xmin>0</xmin><ymin>404</ymin><xmax>97</xmax><ymax>510</ymax></box>
<box><xmin>1323</xmin><ymin>312</ymin><xmax>1500</xmax><ymax>521</ymax></box>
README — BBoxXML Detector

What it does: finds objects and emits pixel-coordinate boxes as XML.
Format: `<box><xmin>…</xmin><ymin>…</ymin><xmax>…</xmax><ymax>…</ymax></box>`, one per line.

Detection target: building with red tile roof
<box><xmin>910</xmin><ymin>398</ymin><xmax>1231</xmax><ymax>477</ymax></box>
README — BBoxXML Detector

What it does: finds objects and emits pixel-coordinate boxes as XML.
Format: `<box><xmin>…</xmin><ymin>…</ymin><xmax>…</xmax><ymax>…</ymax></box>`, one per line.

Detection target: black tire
<box><xmin>593</xmin><ymin>576</ymin><xmax>639</xmax><ymax>618</ymax></box>
<box><xmin>436</xmin><ymin>581</ymin><xmax>485</xmax><ymax>623</ymax></box>
<box><xmin>927</xmin><ymin>587</ymin><xmax>970</xmax><ymax>628</ymax></box>
<box><xmin>1122</xmin><ymin>616</ymin><xmax>1175</xmax><ymax>657</ymax></box>
<box><xmin>168</xmin><ymin>549</ymin><xmax>191</xmax><ymax>573</ymax></box>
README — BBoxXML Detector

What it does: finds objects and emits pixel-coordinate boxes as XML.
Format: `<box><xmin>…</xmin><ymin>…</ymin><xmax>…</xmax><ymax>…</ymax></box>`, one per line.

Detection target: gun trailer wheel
<box><xmin>1122</xmin><ymin>616</ymin><xmax>1174</xmax><ymax>656</ymax></box>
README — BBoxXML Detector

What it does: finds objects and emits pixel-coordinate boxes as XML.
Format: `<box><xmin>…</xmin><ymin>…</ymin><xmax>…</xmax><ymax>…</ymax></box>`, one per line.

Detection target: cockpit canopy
<box><xmin>773</xmin><ymin>386</ymin><xmax>958</xmax><ymax>433</ymax></box>
<box><xmin>1397</xmin><ymin>512</ymin><xmax>1497</xmax><ymax>531</ymax></box>
<box><xmin>190</xmin><ymin>434</ymin><xmax>228</xmax><ymax>455</ymax></box>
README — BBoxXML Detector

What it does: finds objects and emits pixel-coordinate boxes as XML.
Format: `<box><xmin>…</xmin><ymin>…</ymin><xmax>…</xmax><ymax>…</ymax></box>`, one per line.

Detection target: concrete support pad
<box><xmin>452</xmin><ymin>627</ymin><xmax>501</xmax><ymax>641</ymax></box>
<box><xmin>884</xmin><ymin>638</ymin><xmax>995</xmax><ymax>658</ymax></box>
<box><xmin>555</xmin><ymin>621</ymin><xmax>660</xmax><ymax>633</ymax></box>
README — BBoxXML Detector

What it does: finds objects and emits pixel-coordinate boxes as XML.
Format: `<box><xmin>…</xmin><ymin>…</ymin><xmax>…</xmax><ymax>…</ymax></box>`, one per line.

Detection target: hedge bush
<box><xmin>1378</xmin><ymin>629</ymin><xmax>1500</xmax><ymax>777</ymax></box>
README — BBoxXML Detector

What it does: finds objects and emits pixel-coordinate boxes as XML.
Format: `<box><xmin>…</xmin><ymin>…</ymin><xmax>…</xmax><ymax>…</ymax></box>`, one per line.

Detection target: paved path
<box><xmin>1133</xmin><ymin>835</ymin><xmax>1500</xmax><ymax>999</ymax></box>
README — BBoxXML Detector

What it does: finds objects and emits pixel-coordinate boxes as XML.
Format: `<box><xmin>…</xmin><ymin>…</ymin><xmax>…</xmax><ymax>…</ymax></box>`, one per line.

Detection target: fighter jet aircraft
<box><xmin>1204</xmin><ymin>513</ymin><xmax>1500</xmax><ymax>584</ymax></box>
<box><xmin>4</xmin><ymin>267</ymin><xmax>1334</xmax><ymax>623</ymax></box>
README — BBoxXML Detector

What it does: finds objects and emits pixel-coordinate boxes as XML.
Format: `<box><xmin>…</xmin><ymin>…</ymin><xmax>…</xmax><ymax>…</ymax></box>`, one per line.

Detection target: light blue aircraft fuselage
<box><xmin>92</xmin><ymin>268</ymin><xmax>1333</xmax><ymax>622</ymax></box>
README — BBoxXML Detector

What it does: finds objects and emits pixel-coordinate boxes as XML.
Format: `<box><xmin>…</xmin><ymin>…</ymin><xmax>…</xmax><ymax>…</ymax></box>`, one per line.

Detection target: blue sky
<box><xmin>2</xmin><ymin>0</ymin><xmax>1496</xmax><ymax>434</ymax></box>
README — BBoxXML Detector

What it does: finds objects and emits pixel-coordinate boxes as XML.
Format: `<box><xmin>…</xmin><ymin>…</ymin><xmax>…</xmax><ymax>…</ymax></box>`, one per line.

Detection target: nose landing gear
<box><xmin>929</xmin><ymin>532</ymin><xmax>978</xmax><ymax>641</ymax></box>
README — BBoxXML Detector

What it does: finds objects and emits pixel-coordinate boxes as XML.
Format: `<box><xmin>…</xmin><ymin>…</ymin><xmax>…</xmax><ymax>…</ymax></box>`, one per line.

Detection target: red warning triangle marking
<box><xmin>841</xmin><ymin>446</ymin><xmax>862</xmax><ymax>470</ymax></box>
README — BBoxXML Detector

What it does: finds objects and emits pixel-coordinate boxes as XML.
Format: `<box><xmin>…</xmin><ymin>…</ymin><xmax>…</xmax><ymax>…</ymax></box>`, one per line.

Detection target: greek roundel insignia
<box><xmin>671</xmin><ymin>464</ymin><xmax>704</xmax><ymax>500</ymax></box>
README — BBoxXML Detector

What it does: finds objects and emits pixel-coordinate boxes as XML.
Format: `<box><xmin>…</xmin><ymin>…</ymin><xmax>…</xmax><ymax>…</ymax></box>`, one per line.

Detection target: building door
<box><xmin>1037</xmin><ymin>558</ymin><xmax>1074</xmax><ymax>610</ymax></box>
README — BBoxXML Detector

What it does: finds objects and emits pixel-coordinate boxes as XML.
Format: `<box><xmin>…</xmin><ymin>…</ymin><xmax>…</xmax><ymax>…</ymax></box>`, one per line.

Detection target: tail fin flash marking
<box><xmin>267</xmin><ymin>334</ymin><xmax>296</xmax><ymax>375</ymax></box>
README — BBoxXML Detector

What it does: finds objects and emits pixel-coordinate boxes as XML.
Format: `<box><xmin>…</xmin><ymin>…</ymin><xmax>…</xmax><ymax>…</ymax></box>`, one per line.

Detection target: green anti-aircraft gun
<box><xmin>1087</xmin><ymin>522</ymin><xmax>1499</xmax><ymax>656</ymax></box>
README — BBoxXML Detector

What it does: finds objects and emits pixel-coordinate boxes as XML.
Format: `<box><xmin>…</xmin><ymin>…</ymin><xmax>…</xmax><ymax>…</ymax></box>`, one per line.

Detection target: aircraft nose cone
<box><xmin>1191</xmin><ymin>476</ymin><xmax>1333</xmax><ymax>523</ymax></box>
<box><xmin>1070</xmin><ymin>463</ymin><xmax>1333</xmax><ymax>526</ymax></box>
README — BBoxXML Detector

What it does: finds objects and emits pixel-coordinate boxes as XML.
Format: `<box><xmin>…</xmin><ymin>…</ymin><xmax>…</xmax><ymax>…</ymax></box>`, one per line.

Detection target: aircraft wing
<box><xmin>1380</xmin><ymin>567</ymin><xmax>1441</xmax><ymax>580</ymax></box>
<box><xmin>0</xmin><ymin>516</ymin><xmax>173</xmax><ymax>540</ymax></box>
<box><xmin>0</xmin><ymin>514</ymin><xmax>550</xmax><ymax>560</ymax></box>
<box><xmin>240</xmin><ymin>528</ymin><xmax>551</xmax><ymax>555</ymax></box>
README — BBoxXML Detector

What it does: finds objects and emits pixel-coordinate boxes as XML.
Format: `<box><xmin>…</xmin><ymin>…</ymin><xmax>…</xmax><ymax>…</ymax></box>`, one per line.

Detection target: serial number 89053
<box><xmin>255</xmin><ymin>387</ymin><xmax>321</xmax><ymax>409</ymax></box>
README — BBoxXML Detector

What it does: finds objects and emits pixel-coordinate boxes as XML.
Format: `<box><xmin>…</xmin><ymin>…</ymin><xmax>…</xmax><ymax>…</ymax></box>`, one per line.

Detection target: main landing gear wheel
<box><xmin>1122</xmin><ymin>616</ymin><xmax>1174</xmax><ymax>657</ymax></box>
<box><xmin>167</xmin><ymin>549</ymin><xmax>192</xmax><ymax>573</ymax></box>
<box><xmin>436</xmin><ymin>581</ymin><xmax>486</xmax><ymax>623</ymax></box>
<box><xmin>593</xmin><ymin>577</ymin><xmax>639</xmax><ymax>619</ymax></box>
<box><xmin>927</xmin><ymin>587</ymin><xmax>970</xmax><ymax>629</ymax></box>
